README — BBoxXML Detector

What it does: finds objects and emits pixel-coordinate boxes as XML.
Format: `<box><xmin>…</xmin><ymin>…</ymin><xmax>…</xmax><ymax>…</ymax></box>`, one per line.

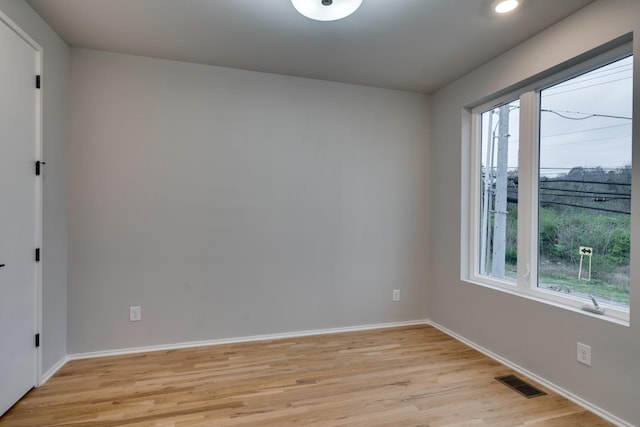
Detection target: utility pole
<box><xmin>491</xmin><ymin>105</ymin><xmax>509</xmax><ymax>278</ymax></box>
<box><xmin>480</xmin><ymin>111</ymin><xmax>494</xmax><ymax>275</ymax></box>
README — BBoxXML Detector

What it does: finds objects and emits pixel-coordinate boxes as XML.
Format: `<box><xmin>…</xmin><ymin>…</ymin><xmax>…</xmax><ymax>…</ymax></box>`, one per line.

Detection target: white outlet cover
<box><xmin>577</xmin><ymin>342</ymin><xmax>591</xmax><ymax>366</ymax></box>
<box><xmin>130</xmin><ymin>306</ymin><xmax>141</xmax><ymax>322</ymax></box>
<box><xmin>393</xmin><ymin>290</ymin><xmax>401</xmax><ymax>301</ymax></box>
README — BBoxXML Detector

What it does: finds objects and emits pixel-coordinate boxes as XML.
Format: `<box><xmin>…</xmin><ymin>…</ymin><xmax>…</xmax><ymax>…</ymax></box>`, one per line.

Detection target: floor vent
<box><xmin>495</xmin><ymin>375</ymin><xmax>546</xmax><ymax>398</ymax></box>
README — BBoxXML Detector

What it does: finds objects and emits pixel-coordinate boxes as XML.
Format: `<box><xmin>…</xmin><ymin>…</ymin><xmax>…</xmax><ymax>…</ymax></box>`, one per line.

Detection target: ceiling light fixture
<box><xmin>492</xmin><ymin>0</ymin><xmax>520</xmax><ymax>14</ymax></box>
<box><xmin>291</xmin><ymin>0</ymin><xmax>363</xmax><ymax>21</ymax></box>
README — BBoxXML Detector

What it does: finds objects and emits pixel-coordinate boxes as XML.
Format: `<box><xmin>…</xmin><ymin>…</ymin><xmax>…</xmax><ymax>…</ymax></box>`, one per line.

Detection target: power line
<box><xmin>543</xmin><ymin>67</ymin><xmax>632</xmax><ymax>91</ymax></box>
<box><xmin>505</xmin><ymin>196</ymin><xmax>630</xmax><ymax>215</ymax></box>
<box><xmin>540</xmin><ymin>166</ymin><xmax>627</xmax><ymax>171</ymax></box>
<box><xmin>542</xmin><ymin>194</ymin><xmax>630</xmax><ymax>201</ymax></box>
<box><xmin>539</xmin><ymin>200</ymin><xmax>630</xmax><ymax>215</ymax></box>
<box><xmin>541</xmin><ymin>109</ymin><xmax>632</xmax><ymax>121</ymax></box>
<box><xmin>508</xmin><ymin>192</ymin><xmax>630</xmax><ymax>203</ymax></box>
<box><xmin>505</xmin><ymin>122</ymin><xmax>630</xmax><ymax>145</ymax></box>
<box><xmin>541</xmin><ymin>134</ymin><xmax>631</xmax><ymax>148</ymax></box>
<box><xmin>542</xmin><ymin>76</ymin><xmax>632</xmax><ymax>97</ymax></box>
<box><xmin>538</xmin><ymin>187</ymin><xmax>631</xmax><ymax>197</ymax></box>
<box><xmin>541</xmin><ymin>123</ymin><xmax>630</xmax><ymax>139</ymax></box>
<box><xmin>539</xmin><ymin>178</ymin><xmax>631</xmax><ymax>186</ymax></box>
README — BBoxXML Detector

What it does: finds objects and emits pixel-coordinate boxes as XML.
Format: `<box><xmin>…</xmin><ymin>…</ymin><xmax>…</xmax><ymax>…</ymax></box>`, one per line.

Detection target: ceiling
<box><xmin>26</xmin><ymin>0</ymin><xmax>596</xmax><ymax>94</ymax></box>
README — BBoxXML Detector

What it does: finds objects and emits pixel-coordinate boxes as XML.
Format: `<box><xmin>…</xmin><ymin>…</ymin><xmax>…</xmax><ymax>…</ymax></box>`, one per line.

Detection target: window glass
<box><xmin>480</xmin><ymin>100</ymin><xmax>520</xmax><ymax>281</ymax></box>
<box><xmin>467</xmin><ymin>45</ymin><xmax>634</xmax><ymax>322</ymax></box>
<box><xmin>538</xmin><ymin>56</ymin><xmax>633</xmax><ymax>308</ymax></box>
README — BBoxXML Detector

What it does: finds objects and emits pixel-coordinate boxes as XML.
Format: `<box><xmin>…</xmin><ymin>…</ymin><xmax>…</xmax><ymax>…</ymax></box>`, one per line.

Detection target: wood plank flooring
<box><xmin>0</xmin><ymin>325</ymin><xmax>612</xmax><ymax>426</ymax></box>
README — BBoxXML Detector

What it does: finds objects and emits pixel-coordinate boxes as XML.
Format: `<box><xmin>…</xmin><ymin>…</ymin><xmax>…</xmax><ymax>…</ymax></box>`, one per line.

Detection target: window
<box><xmin>479</xmin><ymin>100</ymin><xmax>520</xmax><ymax>282</ymax></box>
<box><xmin>466</xmin><ymin>44</ymin><xmax>633</xmax><ymax>323</ymax></box>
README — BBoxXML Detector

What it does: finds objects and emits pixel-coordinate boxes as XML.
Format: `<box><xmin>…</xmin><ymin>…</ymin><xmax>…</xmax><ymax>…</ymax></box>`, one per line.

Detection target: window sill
<box><xmin>461</xmin><ymin>277</ymin><xmax>630</xmax><ymax>327</ymax></box>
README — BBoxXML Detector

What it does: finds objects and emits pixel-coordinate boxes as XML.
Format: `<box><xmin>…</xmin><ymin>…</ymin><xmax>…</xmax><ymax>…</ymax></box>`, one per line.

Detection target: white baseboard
<box><xmin>39</xmin><ymin>355</ymin><xmax>69</xmax><ymax>386</ymax></box>
<box><xmin>427</xmin><ymin>320</ymin><xmax>632</xmax><ymax>427</ymax></box>
<box><xmin>68</xmin><ymin>319</ymin><xmax>429</xmax><ymax>361</ymax></box>
<box><xmin>40</xmin><ymin>319</ymin><xmax>629</xmax><ymax>426</ymax></box>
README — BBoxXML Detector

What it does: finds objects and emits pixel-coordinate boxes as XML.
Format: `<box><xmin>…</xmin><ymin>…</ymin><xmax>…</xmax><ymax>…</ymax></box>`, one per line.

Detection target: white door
<box><xmin>0</xmin><ymin>16</ymin><xmax>38</xmax><ymax>416</ymax></box>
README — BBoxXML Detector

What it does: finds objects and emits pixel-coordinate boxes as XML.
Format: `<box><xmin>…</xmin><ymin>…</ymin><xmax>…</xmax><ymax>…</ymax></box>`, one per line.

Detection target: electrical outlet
<box><xmin>129</xmin><ymin>306</ymin><xmax>141</xmax><ymax>322</ymax></box>
<box><xmin>392</xmin><ymin>289</ymin><xmax>400</xmax><ymax>301</ymax></box>
<box><xmin>577</xmin><ymin>342</ymin><xmax>591</xmax><ymax>366</ymax></box>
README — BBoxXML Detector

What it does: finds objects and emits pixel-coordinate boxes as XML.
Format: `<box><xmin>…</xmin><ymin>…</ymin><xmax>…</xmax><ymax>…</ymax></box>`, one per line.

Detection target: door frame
<box><xmin>0</xmin><ymin>10</ymin><xmax>43</xmax><ymax>386</ymax></box>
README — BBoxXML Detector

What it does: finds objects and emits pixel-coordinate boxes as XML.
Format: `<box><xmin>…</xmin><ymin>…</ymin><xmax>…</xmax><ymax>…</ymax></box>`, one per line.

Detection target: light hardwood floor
<box><xmin>0</xmin><ymin>325</ymin><xmax>612</xmax><ymax>426</ymax></box>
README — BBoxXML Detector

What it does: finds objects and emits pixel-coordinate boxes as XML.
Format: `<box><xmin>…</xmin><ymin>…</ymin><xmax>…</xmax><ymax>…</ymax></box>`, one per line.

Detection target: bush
<box><xmin>507</xmin><ymin>206</ymin><xmax>630</xmax><ymax>283</ymax></box>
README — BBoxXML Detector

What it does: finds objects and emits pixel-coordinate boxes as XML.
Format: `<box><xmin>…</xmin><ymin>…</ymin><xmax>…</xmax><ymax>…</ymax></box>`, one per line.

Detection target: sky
<box><xmin>481</xmin><ymin>55</ymin><xmax>633</xmax><ymax>178</ymax></box>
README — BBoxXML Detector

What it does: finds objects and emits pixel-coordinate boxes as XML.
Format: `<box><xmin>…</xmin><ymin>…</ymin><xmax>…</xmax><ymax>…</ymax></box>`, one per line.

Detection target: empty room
<box><xmin>1</xmin><ymin>0</ymin><xmax>639</xmax><ymax>425</ymax></box>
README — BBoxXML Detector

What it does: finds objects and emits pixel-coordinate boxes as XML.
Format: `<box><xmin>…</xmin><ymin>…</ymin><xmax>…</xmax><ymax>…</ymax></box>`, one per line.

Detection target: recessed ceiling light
<box><xmin>492</xmin><ymin>0</ymin><xmax>520</xmax><ymax>14</ymax></box>
<box><xmin>291</xmin><ymin>0</ymin><xmax>363</xmax><ymax>21</ymax></box>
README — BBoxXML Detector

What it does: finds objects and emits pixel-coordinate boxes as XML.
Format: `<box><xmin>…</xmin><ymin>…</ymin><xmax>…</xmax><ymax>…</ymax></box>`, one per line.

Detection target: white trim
<box><xmin>68</xmin><ymin>320</ymin><xmax>429</xmax><ymax>361</ymax></box>
<box><xmin>427</xmin><ymin>320</ymin><xmax>633</xmax><ymax>427</ymax></box>
<box><xmin>0</xmin><ymin>11</ymin><xmax>41</xmax><ymax>50</ymax></box>
<box><xmin>463</xmin><ymin>44</ymin><xmax>633</xmax><ymax>324</ymax></box>
<box><xmin>40</xmin><ymin>355</ymin><xmax>69</xmax><ymax>385</ymax></box>
<box><xmin>34</xmin><ymin>34</ymin><xmax>44</xmax><ymax>390</ymax></box>
<box><xmin>33</xmin><ymin>319</ymin><xmax>633</xmax><ymax>426</ymax></box>
<box><xmin>517</xmin><ymin>90</ymin><xmax>538</xmax><ymax>290</ymax></box>
<box><xmin>468</xmin><ymin>108</ymin><xmax>482</xmax><ymax>279</ymax></box>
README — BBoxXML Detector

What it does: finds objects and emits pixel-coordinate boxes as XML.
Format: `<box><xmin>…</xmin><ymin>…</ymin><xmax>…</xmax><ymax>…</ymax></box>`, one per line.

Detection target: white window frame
<box><xmin>464</xmin><ymin>42</ymin><xmax>633</xmax><ymax>325</ymax></box>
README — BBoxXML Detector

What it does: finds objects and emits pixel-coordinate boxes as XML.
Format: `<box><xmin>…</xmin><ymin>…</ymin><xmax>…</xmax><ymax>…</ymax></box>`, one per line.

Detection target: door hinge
<box><xmin>36</xmin><ymin>75</ymin><xmax>41</xmax><ymax>89</ymax></box>
<box><xmin>35</xmin><ymin>333</ymin><xmax>40</xmax><ymax>348</ymax></box>
<box><xmin>35</xmin><ymin>248</ymin><xmax>40</xmax><ymax>262</ymax></box>
<box><xmin>36</xmin><ymin>160</ymin><xmax>45</xmax><ymax>176</ymax></box>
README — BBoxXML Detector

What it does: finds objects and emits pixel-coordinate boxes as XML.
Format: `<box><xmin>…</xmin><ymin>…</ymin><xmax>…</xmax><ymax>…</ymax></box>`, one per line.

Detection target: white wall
<box><xmin>429</xmin><ymin>0</ymin><xmax>640</xmax><ymax>425</ymax></box>
<box><xmin>3</xmin><ymin>0</ymin><xmax>637</xmax><ymax>423</ymax></box>
<box><xmin>0</xmin><ymin>0</ymin><xmax>69</xmax><ymax>376</ymax></box>
<box><xmin>68</xmin><ymin>49</ymin><xmax>430</xmax><ymax>353</ymax></box>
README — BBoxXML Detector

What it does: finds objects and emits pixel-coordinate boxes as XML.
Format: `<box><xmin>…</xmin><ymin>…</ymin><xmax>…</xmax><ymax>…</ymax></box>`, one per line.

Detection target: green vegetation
<box><xmin>505</xmin><ymin>166</ymin><xmax>631</xmax><ymax>306</ymax></box>
<box><xmin>537</xmin><ymin>208</ymin><xmax>630</xmax><ymax>304</ymax></box>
